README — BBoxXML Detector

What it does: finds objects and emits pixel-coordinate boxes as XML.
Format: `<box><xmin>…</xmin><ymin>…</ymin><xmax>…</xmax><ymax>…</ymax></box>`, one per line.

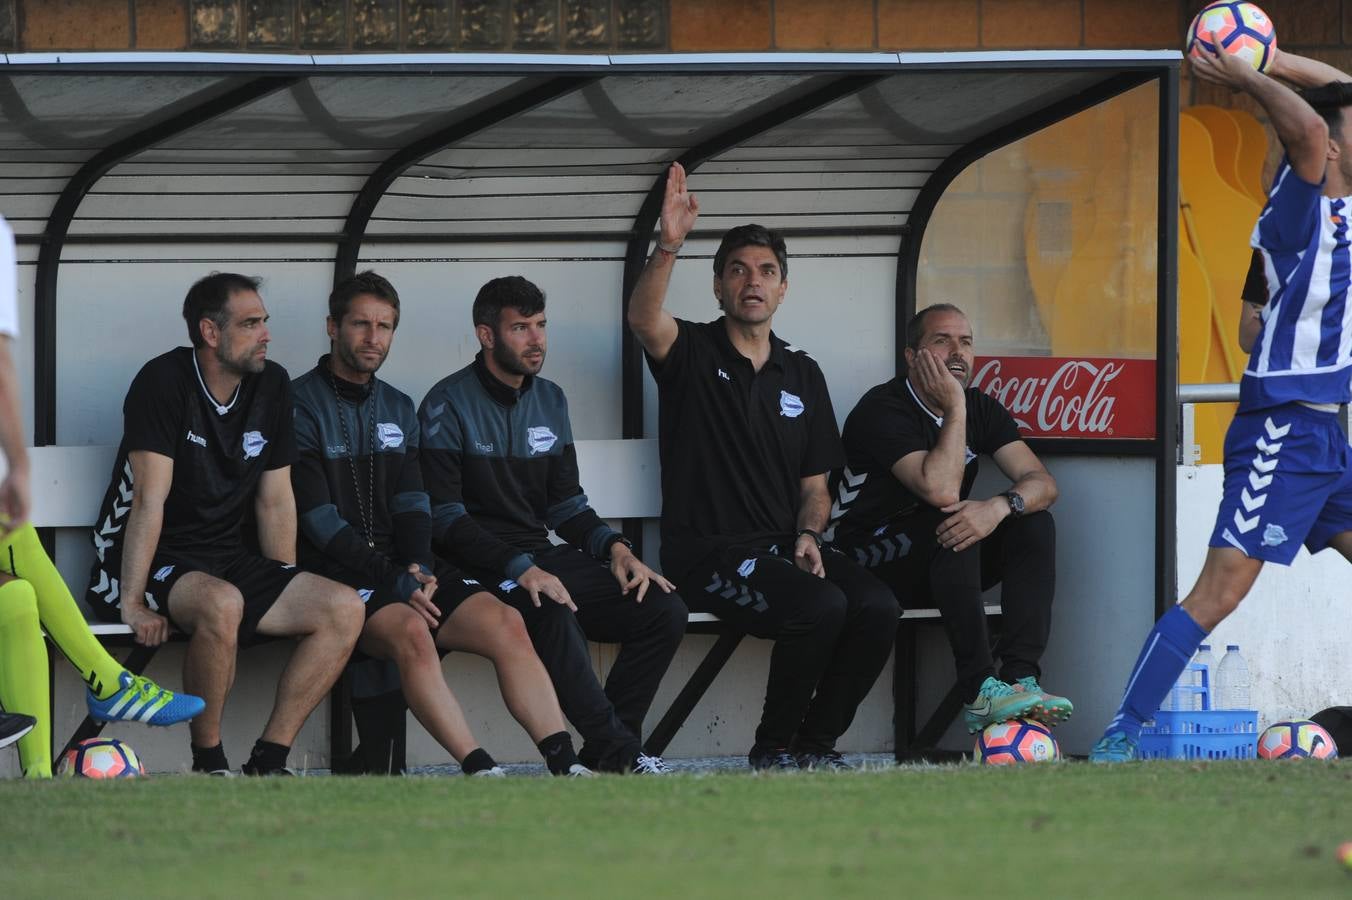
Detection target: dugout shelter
<box><xmin>0</xmin><ymin>48</ymin><xmax>1179</xmax><ymax>765</ymax></box>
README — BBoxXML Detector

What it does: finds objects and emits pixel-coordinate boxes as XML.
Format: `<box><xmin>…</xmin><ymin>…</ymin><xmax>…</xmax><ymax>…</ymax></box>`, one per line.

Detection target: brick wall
<box><xmin>4</xmin><ymin>2</ymin><xmax>1351</xmax><ymax>107</ymax></box>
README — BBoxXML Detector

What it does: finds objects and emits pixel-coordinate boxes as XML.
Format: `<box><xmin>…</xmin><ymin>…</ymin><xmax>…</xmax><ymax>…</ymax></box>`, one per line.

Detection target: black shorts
<box><xmin>342</xmin><ymin>561</ymin><xmax>503</xmax><ymax>630</ymax></box>
<box><xmin>147</xmin><ymin>550</ymin><xmax>302</xmax><ymax>647</ymax></box>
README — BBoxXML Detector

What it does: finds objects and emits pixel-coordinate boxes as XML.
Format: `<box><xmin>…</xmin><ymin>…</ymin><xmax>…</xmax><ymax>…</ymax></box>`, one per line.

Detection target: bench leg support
<box><xmin>643</xmin><ymin>630</ymin><xmax>743</xmax><ymax>758</ymax></box>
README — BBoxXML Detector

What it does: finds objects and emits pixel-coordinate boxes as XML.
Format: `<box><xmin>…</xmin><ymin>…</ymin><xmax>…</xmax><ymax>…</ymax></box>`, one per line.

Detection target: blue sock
<box><xmin>1105</xmin><ymin>605</ymin><xmax>1207</xmax><ymax>741</ymax></box>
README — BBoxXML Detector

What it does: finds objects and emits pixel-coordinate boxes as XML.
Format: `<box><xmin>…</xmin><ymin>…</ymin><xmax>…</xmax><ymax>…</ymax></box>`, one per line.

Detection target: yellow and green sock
<box><xmin>0</xmin><ymin>577</ymin><xmax>50</xmax><ymax>778</ymax></box>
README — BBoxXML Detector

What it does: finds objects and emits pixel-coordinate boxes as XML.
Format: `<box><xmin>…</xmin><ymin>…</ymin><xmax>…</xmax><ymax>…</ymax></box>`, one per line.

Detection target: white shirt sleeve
<box><xmin>0</xmin><ymin>216</ymin><xmax>18</xmax><ymax>339</ymax></box>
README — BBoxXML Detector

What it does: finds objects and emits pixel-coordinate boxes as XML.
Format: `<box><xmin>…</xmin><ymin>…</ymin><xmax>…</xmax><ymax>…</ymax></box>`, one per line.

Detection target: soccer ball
<box><xmin>1186</xmin><ymin>2</ymin><xmax>1277</xmax><ymax>73</ymax></box>
<box><xmin>975</xmin><ymin>718</ymin><xmax>1060</xmax><ymax>765</ymax></box>
<box><xmin>1257</xmin><ymin>721</ymin><xmax>1338</xmax><ymax>760</ymax></box>
<box><xmin>57</xmin><ymin>738</ymin><xmax>146</xmax><ymax>778</ymax></box>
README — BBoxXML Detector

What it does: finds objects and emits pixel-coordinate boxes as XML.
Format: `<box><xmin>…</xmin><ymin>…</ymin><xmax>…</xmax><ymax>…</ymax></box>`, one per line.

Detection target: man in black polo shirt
<box><xmin>830</xmin><ymin>304</ymin><xmax>1072</xmax><ymax>734</ymax></box>
<box><xmin>88</xmin><ymin>273</ymin><xmax>365</xmax><ymax>775</ymax></box>
<box><xmin>627</xmin><ymin>163</ymin><xmax>899</xmax><ymax>771</ymax></box>
<box><xmin>419</xmin><ymin>276</ymin><xmax>687</xmax><ymax>775</ymax></box>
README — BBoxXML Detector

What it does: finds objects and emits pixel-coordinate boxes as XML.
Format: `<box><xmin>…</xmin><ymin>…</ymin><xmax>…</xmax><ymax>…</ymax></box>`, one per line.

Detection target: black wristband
<box><xmin>796</xmin><ymin>528</ymin><xmax>823</xmax><ymax>549</ymax></box>
<box><xmin>605</xmin><ymin>534</ymin><xmax>634</xmax><ymax>559</ymax></box>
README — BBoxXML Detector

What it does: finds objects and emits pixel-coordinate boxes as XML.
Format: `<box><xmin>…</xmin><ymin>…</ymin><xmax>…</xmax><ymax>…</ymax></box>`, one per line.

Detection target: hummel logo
<box><xmin>717</xmin><ymin>368</ymin><xmax>731</xmax><ymax>382</ymax></box>
<box><xmin>186</xmin><ymin>430</ymin><xmax>207</xmax><ymax>448</ymax></box>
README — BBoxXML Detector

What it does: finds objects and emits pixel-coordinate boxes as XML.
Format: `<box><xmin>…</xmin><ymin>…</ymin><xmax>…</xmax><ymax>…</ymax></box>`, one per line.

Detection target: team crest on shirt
<box><xmin>965</xmin><ymin>447</ymin><xmax>976</xmax><ymax>465</ymax></box>
<box><xmin>527</xmin><ymin>426</ymin><xmax>558</xmax><ymax>454</ymax></box>
<box><xmin>779</xmin><ymin>391</ymin><xmax>804</xmax><ymax>418</ymax></box>
<box><xmin>377</xmin><ymin>422</ymin><xmax>404</xmax><ymax>450</ymax></box>
<box><xmin>242</xmin><ymin>431</ymin><xmax>267</xmax><ymax>459</ymax></box>
<box><xmin>357</xmin><ymin>588</ymin><xmax>374</xmax><ymax>603</ymax></box>
<box><xmin>153</xmin><ymin>565</ymin><xmax>174</xmax><ymax>582</ymax></box>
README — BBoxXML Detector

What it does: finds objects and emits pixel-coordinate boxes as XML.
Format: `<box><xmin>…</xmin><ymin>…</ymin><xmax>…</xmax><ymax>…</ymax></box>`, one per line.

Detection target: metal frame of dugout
<box><xmin>2</xmin><ymin>48</ymin><xmax>1180</xmax><ymax>764</ymax></box>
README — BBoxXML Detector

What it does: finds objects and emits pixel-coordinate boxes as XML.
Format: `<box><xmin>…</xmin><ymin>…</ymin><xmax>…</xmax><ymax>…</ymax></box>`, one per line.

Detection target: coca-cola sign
<box><xmin>971</xmin><ymin>356</ymin><xmax>1156</xmax><ymax>439</ymax></box>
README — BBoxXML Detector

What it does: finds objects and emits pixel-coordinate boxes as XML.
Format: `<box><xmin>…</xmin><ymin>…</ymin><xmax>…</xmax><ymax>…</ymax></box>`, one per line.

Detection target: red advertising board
<box><xmin>971</xmin><ymin>356</ymin><xmax>1156</xmax><ymax>440</ymax></box>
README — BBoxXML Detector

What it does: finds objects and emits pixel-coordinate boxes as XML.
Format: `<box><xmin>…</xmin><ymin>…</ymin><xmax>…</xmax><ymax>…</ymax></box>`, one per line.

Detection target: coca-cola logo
<box><xmin>970</xmin><ymin>356</ymin><xmax>1156</xmax><ymax>440</ymax></box>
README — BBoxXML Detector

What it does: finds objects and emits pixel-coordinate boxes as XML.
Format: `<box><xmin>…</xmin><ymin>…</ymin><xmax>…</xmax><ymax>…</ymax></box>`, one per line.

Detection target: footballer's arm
<box><xmin>627</xmin><ymin>163</ymin><xmax>696</xmax><ymax>365</ymax></box>
<box><xmin>119</xmin><ymin>450</ymin><xmax>174</xmax><ymax>646</ymax></box>
<box><xmin>255</xmin><ymin>466</ymin><xmax>298</xmax><ymax>565</ymax></box>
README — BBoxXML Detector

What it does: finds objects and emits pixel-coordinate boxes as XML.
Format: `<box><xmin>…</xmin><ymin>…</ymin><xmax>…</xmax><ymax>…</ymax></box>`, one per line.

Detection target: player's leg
<box><xmin>164</xmin><ymin>571</ymin><xmax>246</xmax><ymax>769</ymax></box>
<box><xmin>542</xmin><ymin>546</ymin><xmax>688</xmax><ymax>742</ymax></box>
<box><xmin>675</xmin><ymin>545</ymin><xmax>848</xmax><ymax>771</ymax></box>
<box><xmin>792</xmin><ymin>551</ymin><xmax>899</xmax><ymax>768</ymax></box>
<box><xmin>248</xmin><ymin>569</ymin><xmax>364</xmax><ymax>769</ymax></box>
<box><xmin>980</xmin><ymin>511</ymin><xmax>1072</xmax><ymax>724</ymax></box>
<box><xmin>0</xmin><ymin>576</ymin><xmax>50</xmax><ymax>776</ymax></box>
<box><xmin>485</xmin><ymin>568</ymin><xmax>640</xmax><ymax>773</ymax></box>
<box><xmin>358</xmin><ymin>597</ymin><xmax>501</xmax><ymax>775</ymax></box>
<box><xmin>434</xmin><ymin>585</ymin><xmax>583</xmax><ymax>775</ymax></box>
<box><xmin>1</xmin><ymin>528</ymin><xmax>205</xmax><ymax>728</ymax></box>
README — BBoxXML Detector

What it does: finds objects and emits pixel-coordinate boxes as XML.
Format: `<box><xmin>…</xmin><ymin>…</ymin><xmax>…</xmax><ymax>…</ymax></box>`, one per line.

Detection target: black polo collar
<box><xmin>708</xmin><ymin>316</ymin><xmax>788</xmax><ymax>372</ymax></box>
<box><xmin>473</xmin><ymin>350</ymin><xmax>534</xmax><ymax>407</ymax></box>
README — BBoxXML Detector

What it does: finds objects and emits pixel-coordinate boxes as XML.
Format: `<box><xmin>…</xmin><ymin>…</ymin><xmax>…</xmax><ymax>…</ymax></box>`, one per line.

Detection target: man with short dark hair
<box><xmin>627</xmin><ymin>164</ymin><xmax>900</xmax><ymax>771</ymax></box>
<box><xmin>291</xmin><ymin>270</ymin><xmax>588</xmax><ymax>777</ymax></box>
<box><xmin>88</xmin><ymin>272</ymin><xmax>365</xmax><ymax>775</ymax></box>
<box><xmin>830</xmin><ymin>303</ymin><xmax>1071</xmax><ymax>736</ymax></box>
<box><xmin>419</xmin><ymin>275</ymin><xmax>686</xmax><ymax>775</ymax></box>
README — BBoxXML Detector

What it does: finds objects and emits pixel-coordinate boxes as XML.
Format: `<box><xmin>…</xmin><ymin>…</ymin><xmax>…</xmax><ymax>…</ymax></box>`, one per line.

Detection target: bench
<box><xmin>32</xmin><ymin>441</ymin><xmax>996</xmax><ymax>766</ymax></box>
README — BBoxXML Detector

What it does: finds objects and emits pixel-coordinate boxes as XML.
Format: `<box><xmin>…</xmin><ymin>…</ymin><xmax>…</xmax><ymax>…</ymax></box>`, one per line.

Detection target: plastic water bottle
<box><xmin>1214</xmin><ymin>644</ymin><xmax>1251</xmax><ymax>710</ymax></box>
<box><xmin>1194</xmin><ymin>645</ymin><xmax>1217</xmax><ymax>710</ymax></box>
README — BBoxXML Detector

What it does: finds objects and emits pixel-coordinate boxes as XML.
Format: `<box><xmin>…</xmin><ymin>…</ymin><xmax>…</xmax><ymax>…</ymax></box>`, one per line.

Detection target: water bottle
<box><xmin>1194</xmin><ymin>645</ymin><xmax>1217</xmax><ymax>710</ymax></box>
<box><xmin>1214</xmin><ymin>644</ymin><xmax>1251</xmax><ymax>710</ymax></box>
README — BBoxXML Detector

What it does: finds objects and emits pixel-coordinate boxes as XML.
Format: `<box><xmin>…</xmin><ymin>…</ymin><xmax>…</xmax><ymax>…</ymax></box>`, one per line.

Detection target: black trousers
<box><xmin>470</xmin><ymin>545</ymin><xmax>688</xmax><ymax>772</ymax></box>
<box><xmin>847</xmin><ymin>509</ymin><xmax>1056</xmax><ymax>703</ymax></box>
<box><xmin>671</xmin><ymin>540</ymin><xmax>899</xmax><ymax>754</ymax></box>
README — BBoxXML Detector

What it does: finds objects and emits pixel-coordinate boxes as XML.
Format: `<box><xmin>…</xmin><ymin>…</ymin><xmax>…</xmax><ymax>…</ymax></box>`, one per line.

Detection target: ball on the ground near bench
<box><xmin>57</xmin><ymin>737</ymin><xmax>146</xmax><ymax>778</ymax></box>
<box><xmin>1337</xmin><ymin>842</ymin><xmax>1352</xmax><ymax>873</ymax></box>
<box><xmin>975</xmin><ymin>718</ymin><xmax>1060</xmax><ymax>765</ymax></box>
<box><xmin>1257</xmin><ymin>720</ymin><xmax>1338</xmax><ymax>760</ymax></box>
<box><xmin>1186</xmin><ymin>2</ymin><xmax>1277</xmax><ymax>73</ymax></box>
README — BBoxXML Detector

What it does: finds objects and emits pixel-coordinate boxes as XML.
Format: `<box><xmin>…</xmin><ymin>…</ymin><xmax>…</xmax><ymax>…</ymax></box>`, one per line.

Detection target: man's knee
<box><xmin>1004</xmin><ymin>509</ymin><xmax>1055</xmax><ymax>555</ymax></box>
<box><xmin>854</xmin><ymin>583</ymin><xmax>901</xmax><ymax>632</ymax></box>
<box><xmin>180</xmin><ymin>580</ymin><xmax>245</xmax><ymax>640</ymax></box>
<box><xmin>645</xmin><ymin>589</ymin><xmax>689</xmax><ymax>645</ymax></box>
<box><xmin>327</xmin><ymin>584</ymin><xmax>366</xmax><ymax>637</ymax></box>
<box><xmin>779</xmin><ymin>581</ymin><xmax>847</xmax><ymax>636</ymax></box>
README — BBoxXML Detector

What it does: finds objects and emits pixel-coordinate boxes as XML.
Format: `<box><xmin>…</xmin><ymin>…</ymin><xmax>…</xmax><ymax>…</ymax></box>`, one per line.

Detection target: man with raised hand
<box><xmin>830</xmin><ymin>303</ymin><xmax>1070</xmax><ymax>738</ymax></box>
<box><xmin>1092</xmin><ymin>43</ymin><xmax>1352</xmax><ymax>761</ymax></box>
<box><xmin>88</xmin><ymin>273</ymin><xmax>364</xmax><ymax>775</ymax></box>
<box><xmin>0</xmin><ymin>216</ymin><xmax>203</xmax><ymax>778</ymax></box>
<box><xmin>292</xmin><ymin>271</ymin><xmax>588</xmax><ymax>777</ymax></box>
<box><xmin>419</xmin><ymin>275</ymin><xmax>686</xmax><ymax>775</ymax></box>
<box><xmin>626</xmin><ymin>164</ymin><xmax>899</xmax><ymax>771</ymax></box>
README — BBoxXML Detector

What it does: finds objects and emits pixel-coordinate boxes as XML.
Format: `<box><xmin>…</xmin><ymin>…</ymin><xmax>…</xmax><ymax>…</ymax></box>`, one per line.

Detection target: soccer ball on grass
<box><xmin>975</xmin><ymin>718</ymin><xmax>1060</xmax><ymax>765</ymax></box>
<box><xmin>1257</xmin><ymin>721</ymin><xmax>1338</xmax><ymax>760</ymax></box>
<box><xmin>57</xmin><ymin>737</ymin><xmax>146</xmax><ymax>778</ymax></box>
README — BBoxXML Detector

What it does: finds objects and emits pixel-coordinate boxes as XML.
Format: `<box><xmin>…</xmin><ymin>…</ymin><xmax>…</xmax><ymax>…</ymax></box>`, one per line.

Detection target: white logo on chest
<box><xmin>377</xmin><ymin>422</ymin><xmax>403</xmax><ymax>449</ymax></box>
<box><xmin>242</xmin><ymin>431</ymin><xmax>267</xmax><ymax>459</ymax></box>
<box><xmin>186</xmin><ymin>430</ymin><xmax>206</xmax><ymax>448</ymax></box>
<box><xmin>779</xmin><ymin>391</ymin><xmax>805</xmax><ymax>418</ymax></box>
<box><xmin>717</xmin><ymin>368</ymin><xmax>731</xmax><ymax>382</ymax></box>
<box><xmin>527</xmin><ymin>426</ymin><xmax>558</xmax><ymax>454</ymax></box>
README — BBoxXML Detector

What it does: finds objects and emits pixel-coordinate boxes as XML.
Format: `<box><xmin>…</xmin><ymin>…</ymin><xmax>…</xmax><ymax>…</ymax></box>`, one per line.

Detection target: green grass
<box><xmin>3</xmin><ymin>762</ymin><xmax>1352</xmax><ymax>898</ymax></box>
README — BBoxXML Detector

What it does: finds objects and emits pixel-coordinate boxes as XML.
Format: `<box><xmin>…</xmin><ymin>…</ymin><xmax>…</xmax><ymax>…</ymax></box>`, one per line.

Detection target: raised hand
<box><xmin>912</xmin><ymin>347</ymin><xmax>966</xmax><ymax>418</ymax></box>
<box><xmin>1191</xmin><ymin>29</ymin><xmax>1263</xmax><ymax>90</ymax></box>
<box><xmin>659</xmin><ymin>162</ymin><xmax>700</xmax><ymax>250</ymax></box>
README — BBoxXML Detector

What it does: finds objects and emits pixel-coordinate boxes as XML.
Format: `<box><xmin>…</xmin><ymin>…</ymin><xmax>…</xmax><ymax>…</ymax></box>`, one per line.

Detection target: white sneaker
<box><xmin>470</xmin><ymin>765</ymin><xmax>507</xmax><ymax>778</ymax></box>
<box><xmin>567</xmin><ymin>763</ymin><xmax>596</xmax><ymax>777</ymax></box>
<box><xmin>632</xmin><ymin>753</ymin><xmax>672</xmax><ymax>775</ymax></box>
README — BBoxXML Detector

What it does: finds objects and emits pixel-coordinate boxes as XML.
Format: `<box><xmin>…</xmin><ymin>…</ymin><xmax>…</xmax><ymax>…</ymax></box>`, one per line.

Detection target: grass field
<box><xmin>3</xmin><ymin>760</ymin><xmax>1351</xmax><ymax>899</ymax></box>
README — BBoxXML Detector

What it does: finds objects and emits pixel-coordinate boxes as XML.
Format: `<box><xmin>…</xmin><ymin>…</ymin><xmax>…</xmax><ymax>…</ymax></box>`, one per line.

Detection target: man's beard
<box><xmin>492</xmin><ymin>339</ymin><xmax>543</xmax><ymax>377</ymax></box>
<box><xmin>335</xmin><ymin>340</ymin><xmax>385</xmax><ymax>377</ymax></box>
<box><xmin>217</xmin><ymin>342</ymin><xmax>265</xmax><ymax>376</ymax></box>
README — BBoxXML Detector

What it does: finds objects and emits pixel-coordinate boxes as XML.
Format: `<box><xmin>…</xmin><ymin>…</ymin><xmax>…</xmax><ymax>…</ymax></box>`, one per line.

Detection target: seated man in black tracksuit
<box><xmin>292</xmin><ymin>271</ymin><xmax>587</xmax><ymax>777</ymax></box>
<box><xmin>418</xmin><ymin>275</ymin><xmax>688</xmax><ymax>775</ymax></box>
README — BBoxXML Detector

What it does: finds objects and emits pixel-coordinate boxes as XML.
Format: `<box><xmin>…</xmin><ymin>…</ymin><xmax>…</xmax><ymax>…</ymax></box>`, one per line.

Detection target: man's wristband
<box><xmin>606</xmin><ymin>534</ymin><xmax>634</xmax><ymax>559</ymax></box>
<box><xmin>656</xmin><ymin>238</ymin><xmax>682</xmax><ymax>255</ymax></box>
<box><xmin>796</xmin><ymin>528</ymin><xmax>823</xmax><ymax>549</ymax></box>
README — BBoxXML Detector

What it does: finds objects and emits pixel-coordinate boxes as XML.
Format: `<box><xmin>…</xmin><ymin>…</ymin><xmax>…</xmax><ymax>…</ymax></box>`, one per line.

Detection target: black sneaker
<box><xmin>241</xmin><ymin>761</ymin><xmax>295</xmax><ymax>776</ymax></box>
<box><xmin>748</xmin><ymin>746</ymin><xmax>801</xmax><ymax>771</ymax></box>
<box><xmin>0</xmin><ymin>711</ymin><xmax>35</xmax><ymax>750</ymax></box>
<box><xmin>795</xmin><ymin>750</ymin><xmax>854</xmax><ymax>772</ymax></box>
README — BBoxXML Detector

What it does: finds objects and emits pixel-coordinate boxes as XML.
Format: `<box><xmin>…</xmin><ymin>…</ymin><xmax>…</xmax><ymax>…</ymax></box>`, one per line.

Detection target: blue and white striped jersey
<box><xmin>1244</xmin><ymin>157</ymin><xmax>1352</xmax><ymax>411</ymax></box>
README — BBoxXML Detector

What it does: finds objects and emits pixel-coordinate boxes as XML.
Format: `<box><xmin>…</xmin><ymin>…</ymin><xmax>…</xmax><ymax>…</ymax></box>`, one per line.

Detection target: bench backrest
<box><xmin>29</xmin><ymin>439</ymin><xmax>663</xmax><ymax>530</ymax></box>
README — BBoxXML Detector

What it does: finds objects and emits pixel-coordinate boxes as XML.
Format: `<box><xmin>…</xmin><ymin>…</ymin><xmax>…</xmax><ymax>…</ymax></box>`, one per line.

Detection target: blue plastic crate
<box><xmin>1139</xmin><ymin>709</ymin><xmax>1259</xmax><ymax>760</ymax></box>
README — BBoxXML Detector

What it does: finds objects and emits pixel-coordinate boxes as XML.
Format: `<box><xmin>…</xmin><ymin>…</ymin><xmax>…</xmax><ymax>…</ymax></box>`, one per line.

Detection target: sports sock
<box><xmin>0</xmin><ymin>579</ymin><xmax>51</xmax><ymax>777</ymax></box>
<box><xmin>537</xmin><ymin>730</ymin><xmax>580</xmax><ymax>776</ymax></box>
<box><xmin>460</xmin><ymin>747</ymin><xmax>498</xmax><ymax>776</ymax></box>
<box><xmin>243</xmin><ymin>739</ymin><xmax>290</xmax><ymax>774</ymax></box>
<box><xmin>0</xmin><ymin>524</ymin><xmax>124</xmax><ymax>700</ymax></box>
<box><xmin>1107</xmin><ymin>604</ymin><xmax>1206</xmax><ymax>741</ymax></box>
<box><xmin>191</xmin><ymin>742</ymin><xmax>229</xmax><ymax>773</ymax></box>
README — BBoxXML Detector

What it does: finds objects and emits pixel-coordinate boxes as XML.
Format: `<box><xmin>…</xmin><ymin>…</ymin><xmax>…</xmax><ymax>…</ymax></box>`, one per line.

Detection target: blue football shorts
<box><xmin>1209</xmin><ymin>403</ymin><xmax>1352</xmax><ymax>566</ymax></box>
